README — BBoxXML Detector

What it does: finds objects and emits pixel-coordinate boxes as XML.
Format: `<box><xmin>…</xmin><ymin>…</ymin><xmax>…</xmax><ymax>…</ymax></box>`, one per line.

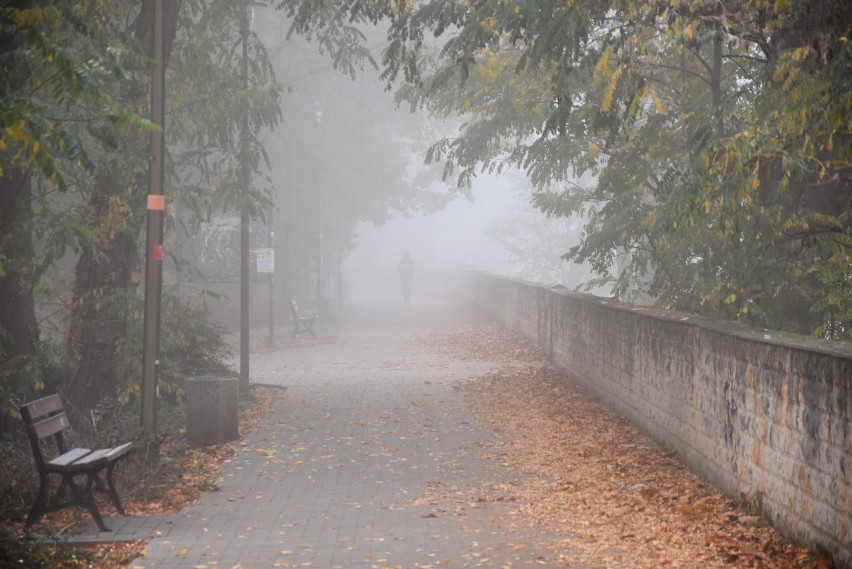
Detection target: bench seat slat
<box><xmin>72</xmin><ymin>443</ymin><xmax>133</xmax><ymax>467</ymax></box>
<box><xmin>48</xmin><ymin>447</ymin><xmax>94</xmax><ymax>468</ymax></box>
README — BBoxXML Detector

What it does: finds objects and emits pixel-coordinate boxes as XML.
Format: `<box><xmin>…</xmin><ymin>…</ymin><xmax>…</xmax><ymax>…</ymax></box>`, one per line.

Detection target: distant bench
<box><xmin>290</xmin><ymin>299</ymin><xmax>319</xmax><ymax>339</ymax></box>
<box><xmin>20</xmin><ymin>394</ymin><xmax>133</xmax><ymax>531</ymax></box>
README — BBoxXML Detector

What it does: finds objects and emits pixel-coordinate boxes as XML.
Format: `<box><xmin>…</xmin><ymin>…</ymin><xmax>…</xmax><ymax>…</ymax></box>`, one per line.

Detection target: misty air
<box><xmin>0</xmin><ymin>2</ymin><xmax>849</xmax><ymax>568</ymax></box>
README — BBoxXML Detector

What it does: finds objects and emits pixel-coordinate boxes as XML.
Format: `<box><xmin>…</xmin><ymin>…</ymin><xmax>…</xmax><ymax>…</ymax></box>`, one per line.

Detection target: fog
<box><xmin>243</xmin><ymin>9</ymin><xmax>603</xmax><ymax>307</ymax></box>
<box><xmin>343</xmin><ymin>170</ymin><xmax>606</xmax><ymax>300</ymax></box>
<box><xmin>346</xmin><ymin>174</ymin><xmax>517</xmax><ymax>274</ymax></box>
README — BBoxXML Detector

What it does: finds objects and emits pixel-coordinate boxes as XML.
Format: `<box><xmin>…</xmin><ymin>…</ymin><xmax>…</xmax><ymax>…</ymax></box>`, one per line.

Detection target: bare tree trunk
<box><xmin>65</xmin><ymin>168</ymin><xmax>140</xmax><ymax>417</ymax></box>
<box><xmin>0</xmin><ymin>167</ymin><xmax>39</xmax><ymax>429</ymax></box>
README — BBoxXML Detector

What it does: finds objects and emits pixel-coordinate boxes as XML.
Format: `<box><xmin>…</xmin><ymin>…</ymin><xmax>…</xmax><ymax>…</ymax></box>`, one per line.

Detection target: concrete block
<box><xmin>187</xmin><ymin>375</ymin><xmax>239</xmax><ymax>445</ymax></box>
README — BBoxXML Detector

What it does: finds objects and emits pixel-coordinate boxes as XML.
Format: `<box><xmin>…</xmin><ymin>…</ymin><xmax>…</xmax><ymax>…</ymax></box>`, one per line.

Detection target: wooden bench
<box><xmin>20</xmin><ymin>394</ymin><xmax>133</xmax><ymax>532</ymax></box>
<box><xmin>290</xmin><ymin>299</ymin><xmax>318</xmax><ymax>339</ymax></box>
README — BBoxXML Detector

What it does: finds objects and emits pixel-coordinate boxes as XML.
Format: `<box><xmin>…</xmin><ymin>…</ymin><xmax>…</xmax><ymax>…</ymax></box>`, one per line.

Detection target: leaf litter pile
<box><xmin>426</xmin><ymin>323</ymin><xmax>827</xmax><ymax>569</ymax></box>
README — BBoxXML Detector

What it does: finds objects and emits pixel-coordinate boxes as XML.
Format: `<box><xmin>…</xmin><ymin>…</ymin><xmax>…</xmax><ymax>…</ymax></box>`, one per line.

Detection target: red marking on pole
<box><xmin>147</xmin><ymin>195</ymin><xmax>165</xmax><ymax>210</ymax></box>
<box><xmin>153</xmin><ymin>244</ymin><xmax>164</xmax><ymax>261</ymax></box>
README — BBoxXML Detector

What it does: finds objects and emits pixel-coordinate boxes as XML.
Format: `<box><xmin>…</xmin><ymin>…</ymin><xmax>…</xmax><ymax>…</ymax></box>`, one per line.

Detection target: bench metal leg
<box><xmin>305</xmin><ymin>320</ymin><xmax>317</xmax><ymax>339</ymax></box>
<box><xmin>25</xmin><ymin>475</ymin><xmax>49</xmax><ymax>528</ymax></box>
<box><xmin>101</xmin><ymin>462</ymin><xmax>126</xmax><ymax>516</ymax></box>
<box><xmin>26</xmin><ymin>470</ymin><xmax>119</xmax><ymax>532</ymax></box>
<box><xmin>79</xmin><ymin>473</ymin><xmax>110</xmax><ymax>531</ymax></box>
<box><xmin>292</xmin><ymin>318</ymin><xmax>318</xmax><ymax>339</ymax></box>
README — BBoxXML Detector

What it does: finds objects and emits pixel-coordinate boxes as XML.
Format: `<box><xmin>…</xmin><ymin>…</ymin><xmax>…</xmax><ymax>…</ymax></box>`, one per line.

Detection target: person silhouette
<box><xmin>397</xmin><ymin>251</ymin><xmax>415</xmax><ymax>304</ymax></box>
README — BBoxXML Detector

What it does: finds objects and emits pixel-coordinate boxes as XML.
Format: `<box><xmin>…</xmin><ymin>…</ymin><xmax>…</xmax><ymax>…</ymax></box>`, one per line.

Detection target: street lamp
<box><xmin>239</xmin><ymin>1</ymin><xmax>253</xmax><ymax>384</ymax></box>
<box><xmin>266</xmin><ymin>220</ymin><xmax>275</xmax><ymax>348</ymax></box>
<box><xmin>314</xmin><ymin>107</ymin><xmax>323</xmax><ymax>318</ymax></box>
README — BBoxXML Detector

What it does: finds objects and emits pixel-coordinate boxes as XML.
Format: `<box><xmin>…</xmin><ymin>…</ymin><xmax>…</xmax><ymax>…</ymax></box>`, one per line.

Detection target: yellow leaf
<box><xmin>5</xmin><ymin>121</ymin><xmax>25</xmax><ymax>142</ymax></box>
<box><xmin>600</xmin><ymin>67</ymin><xmax>622</xmax><ymax>113</ymax></box>
<box><xmin>588</xmin><ymin>143</ymin><xmax>600</xmax><ymax>160</ymax></box>
<box><xmin>724</xmin><ymin>294</ymin><xmax>737</xmax><ymax>305</ymax></box>
<box><xmin>177</xmin><ymin>549</ymin><xmax>188</xmax><ymax>556</ymax></box>
<box><xmin>594</xmin><ymin>46</ymin><xmax>612</xmax><ymax>76</ymax></box>
<box><xmin>651</xmin><ymin>92</ymin><xmax>666</xmax><ymax>114</ymax></box>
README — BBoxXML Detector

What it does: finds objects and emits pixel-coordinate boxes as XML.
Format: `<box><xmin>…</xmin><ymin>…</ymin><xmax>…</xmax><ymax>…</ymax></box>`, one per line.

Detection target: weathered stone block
<box><xmin>187</xmin><ymin>375</ymin><xmax>239</xmax><ymax>445</ymax></box>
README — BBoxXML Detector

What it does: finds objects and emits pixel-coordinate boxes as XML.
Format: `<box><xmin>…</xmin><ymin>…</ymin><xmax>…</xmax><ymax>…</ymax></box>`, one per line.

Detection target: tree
<box><xmin>63</xmin><ymin>0</ymin><xmax>284</xmax><ymax>415</ymax></box>
<box><xmin>277</xmin><ymin>0</ymin><xmax>851</xmax><ymax>339</ymax></box>
<box><xmin>63</xmin><ymin>0</ymin><xmax>182</xmax><ymax>417</ymax></box>
<box><xmin>0</xmin><ymin>0</ymin><xmax>284</xmax><ymax>426</ymax></box>
<box><xmin>0</xmin><ymin>1</ymin><xmax>150</xmax><ymax>424</ymax></box>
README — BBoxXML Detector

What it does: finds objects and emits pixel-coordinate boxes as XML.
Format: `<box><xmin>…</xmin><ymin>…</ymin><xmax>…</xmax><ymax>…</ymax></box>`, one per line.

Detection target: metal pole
<box><xmin>316</xmin><ymin>194</ymin><xmax>322</xmax><ymax>318</ymax></box>
<box><xmin>141</xmin><ymin>0</ymin><xmax>166</xmax><ymax>433</ymax></box>
<box><xmin>337</xmin><ymin>244</ymin><xmax>343</xmax><ymax>311</ymax></box>
<box><xmin>314</xmin><ymin>108</ymin><xmax>323</xmax><ymax>318</ymax></box>
<box><xmin>239</xmin><ymin>4</ymin><xmax>251</xmax><ymax>383</ymax></box>
<box><xmin>267</xmin><ymin>221</ymin><xmax>275</xmax><ymax>348</ymax></box>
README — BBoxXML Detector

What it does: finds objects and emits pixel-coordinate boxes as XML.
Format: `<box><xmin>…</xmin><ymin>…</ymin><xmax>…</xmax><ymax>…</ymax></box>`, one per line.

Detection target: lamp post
<box><xmin>239</xmin><ymin>2</ymin><xmax>253</xmax><ymax>384</ymax></box>
<box><xmin>266</xmin><ymin>218</ymin><xmax>275</xmax><ymax>348</ymax></box>
<box><xmin>314</xmin><ymin>107</ymin><xmax>323</xmax><ymax>318</ymax></box>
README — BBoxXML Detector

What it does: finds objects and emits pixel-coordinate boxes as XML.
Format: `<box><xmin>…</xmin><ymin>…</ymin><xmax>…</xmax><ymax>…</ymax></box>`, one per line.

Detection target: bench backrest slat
<box><xmin>30</xmin><ymin>413</ymin><xmax>71</xmax><ymax>441</ymax></box>
<box><xmin>20</xmin><ymin>394</ymin><xmax>63</xmax><ymax>424</ymax></box>
<box><xmin>20</xmin><ymin>394</ymin><xmax>72</xmax><ymax>466</ymax></box>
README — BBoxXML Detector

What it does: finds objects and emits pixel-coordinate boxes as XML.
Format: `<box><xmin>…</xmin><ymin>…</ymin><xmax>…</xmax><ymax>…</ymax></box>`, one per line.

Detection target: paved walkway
<box><xmin>72</xmin><ymin>297</ymin><xmax>565</xmax><ymax>568</ymax></box>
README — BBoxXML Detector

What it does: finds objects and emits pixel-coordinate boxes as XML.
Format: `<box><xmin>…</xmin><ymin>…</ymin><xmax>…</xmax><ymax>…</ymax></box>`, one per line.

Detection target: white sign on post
<box><xmin>256</xmin><ymin>248</ymin><xmax>274</xmax><ymax>273</ymax></box>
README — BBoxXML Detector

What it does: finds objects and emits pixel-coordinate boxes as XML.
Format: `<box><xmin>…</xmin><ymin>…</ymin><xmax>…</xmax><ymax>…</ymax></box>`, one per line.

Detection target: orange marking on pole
<box><xmin>147</xmin><ymin>195</ymin><xmax>165</xmax><ymax>210</ymax></box>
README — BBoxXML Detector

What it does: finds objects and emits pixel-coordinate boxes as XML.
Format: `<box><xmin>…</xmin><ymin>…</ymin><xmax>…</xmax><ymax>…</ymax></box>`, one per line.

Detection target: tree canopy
<box><xmin>278</xmin><ymin>0</ymin><xmax>852</xmax><ymax>340</ymax></box>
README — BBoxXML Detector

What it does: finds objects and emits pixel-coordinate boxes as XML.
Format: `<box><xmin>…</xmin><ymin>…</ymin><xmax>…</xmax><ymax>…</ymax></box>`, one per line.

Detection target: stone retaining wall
<box><xmin>468</xmin><ymin>272</ymin><xmax>851</xmax><ymax>567</ymax></box>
